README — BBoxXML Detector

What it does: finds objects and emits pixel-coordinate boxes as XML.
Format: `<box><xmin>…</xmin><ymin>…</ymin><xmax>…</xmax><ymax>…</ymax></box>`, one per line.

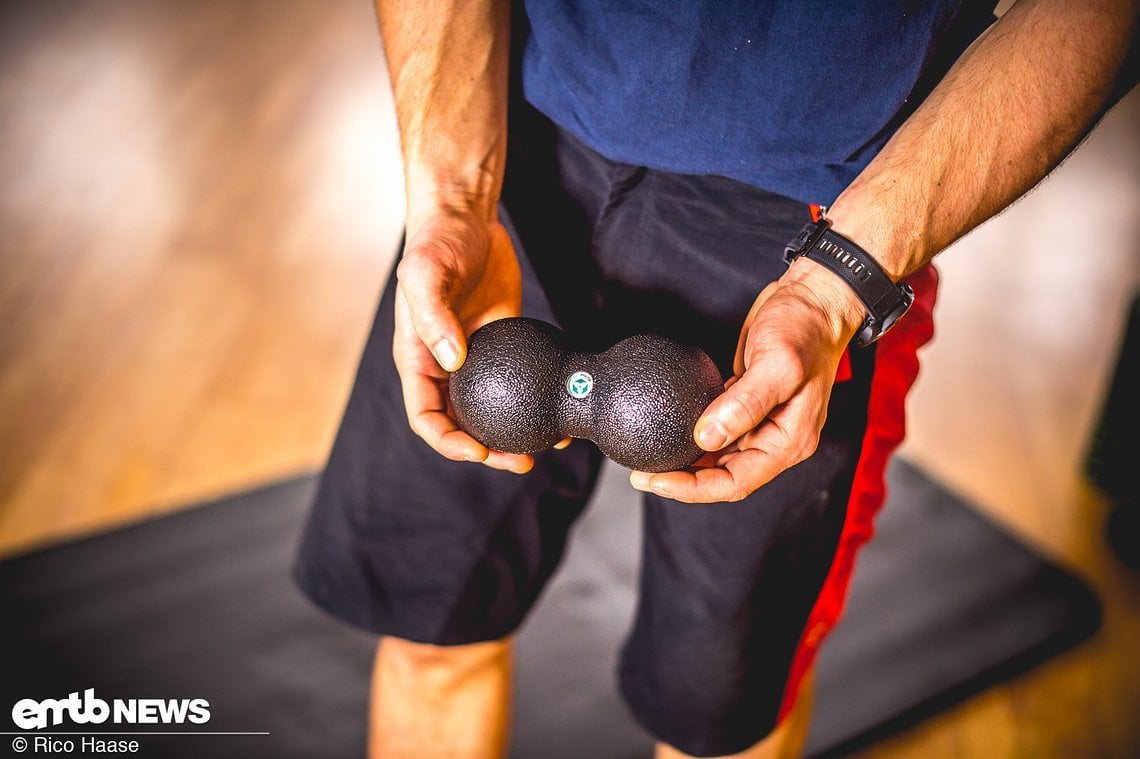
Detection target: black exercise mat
<box><xmin>0</xmin><ymin>459</ymin><xmax>1100</xmax><ymax>758</ymax></box>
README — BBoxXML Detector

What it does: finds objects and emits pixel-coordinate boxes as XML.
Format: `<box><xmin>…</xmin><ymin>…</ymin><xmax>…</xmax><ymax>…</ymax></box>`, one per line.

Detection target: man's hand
<box><xmin>376</xmin><ymin>0</ymin><xmax>518</xmax><ymax>470</ymax></box>
<box><xmin>393</xmin><ymin>208</ymin><xmax>534</xmax><ymax>473</ymax></box>
<box><xmin>630</xmin><ymin>260</ymin><xmax>866</xmax><ymax>503</ymax></box>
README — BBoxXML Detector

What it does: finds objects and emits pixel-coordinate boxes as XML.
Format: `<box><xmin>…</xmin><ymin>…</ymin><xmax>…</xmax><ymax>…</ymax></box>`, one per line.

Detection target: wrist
<box><xmin>779</xmin><ymin>258</ymin><xmax>867</xmax><ymax>344</ymax></box>
<box><xmin>824</xmin><ymin>192</ymin><xmax>928</xmax><ymax>282</ymax></box>
<box><xmin>404</xmin><ymin>154</ymin><xmax>504</xmax><ymax>230</ymax></box>
<box><xmin>404</xmin><ymin>191</ymin><xmax>499</xmax><ymax>244</ymax></box>
<box><xmin>782</xmin><ymin>215</ymin><xmax>918</xmax><ymax>346</ymax></box>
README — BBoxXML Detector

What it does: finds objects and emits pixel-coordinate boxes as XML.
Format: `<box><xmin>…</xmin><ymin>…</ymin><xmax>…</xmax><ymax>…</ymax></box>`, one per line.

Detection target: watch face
<box><xmin>856</xmin><ymin>283</ymin><xmax>915</xmax><ymax>347</ymax></box>
<box><xmin>854</xmin><ymin>319</ymin><xmax>878</xmax><ymax>348</ymax></box>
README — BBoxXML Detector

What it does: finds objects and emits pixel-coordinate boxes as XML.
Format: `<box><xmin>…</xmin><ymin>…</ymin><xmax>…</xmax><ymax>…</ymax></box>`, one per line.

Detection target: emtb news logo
<box><xmin>10</xmin><ymin>689</ymin><xmax>210</xmax><ymax>730</ymax></box>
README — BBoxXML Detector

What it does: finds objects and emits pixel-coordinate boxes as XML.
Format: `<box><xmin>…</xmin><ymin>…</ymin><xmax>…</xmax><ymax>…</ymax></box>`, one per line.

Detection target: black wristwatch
<box><xmin>783</xmin><ymin>218</ymin><xmax>914</xmax><ymax>347</ymax></box>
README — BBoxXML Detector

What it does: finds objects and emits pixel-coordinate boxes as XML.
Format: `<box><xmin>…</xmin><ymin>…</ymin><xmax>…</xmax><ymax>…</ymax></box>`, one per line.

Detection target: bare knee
<box><xmin>377</xmin><ymin>636</ymin><xmax>512</xmax><ymax>685</ymax></box>
<box><xmin>371</xmin><ymin>636</ymin><xmax>513</xmax><ymax>759</ymax></box>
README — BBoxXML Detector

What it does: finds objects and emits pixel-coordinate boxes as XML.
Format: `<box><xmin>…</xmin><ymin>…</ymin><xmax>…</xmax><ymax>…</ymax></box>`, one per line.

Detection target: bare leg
<box><xmin>655</xmin><ymin>670</ymin><xmax>815</xmax><ymax>759</ymax></box>
<box><xmin>370</xmin><ymin>635</ymin><xmax>513</xmax><ymax>759</ymax></box>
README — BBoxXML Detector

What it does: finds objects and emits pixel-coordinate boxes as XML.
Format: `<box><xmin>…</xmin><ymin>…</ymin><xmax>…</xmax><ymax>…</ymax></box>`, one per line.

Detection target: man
<box><xmin>295</xmin><ymin>1</ymin><xmax>1137</xmax><ymax>756</ymax></box>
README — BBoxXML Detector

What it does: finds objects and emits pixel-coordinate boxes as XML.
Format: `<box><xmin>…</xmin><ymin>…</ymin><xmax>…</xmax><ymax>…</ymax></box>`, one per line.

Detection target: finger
<box><xmin>631</xmin><ymin>446</ymin><xmax>786</xmax><ymax>504</ymax></box>
<box><xmin>395</xmin><ymin>255</ymin><xmax>466</xmax><ymax>372</ymax></box>
<box><xmin>553</xmin><ymin>438</ymin><xmax>573</xmax><ymax>450</ymax></box>
<box><xmin>393</xmin><ymin>288</ymin><xmax>487</xmax><ymax>462</ymax></box>
<box><xmin>635</xmin><ymin>399</ymin><xmax>824</xmax><ymax>503</ymax></box>
<box><xmin>482</xmin><ymin>450</ymin><xmax>535</xmax><ymax>473</ymax></box>
<box><xmin>396</xmin><ymin>363</ymin><xmax>533</xmax><ymax>471</ymax></box>
<box><xmin>393</xmin><ymin>288</ymin><xmax>536</xmax><ymax>473</ymax></box>
<box><xmin>401</xmin><ymin>381</ymin><xmax>489</xmax><ymax>462</ymax></box>
<box><xmin>693</xmin><ymin>350</ymin><xmax>803</xmax><ymax>451</ymax></box>
<box><xmin>631</xmin><ymin>465</ymin><xmax>744</xmax><ymax>504</ymax></box>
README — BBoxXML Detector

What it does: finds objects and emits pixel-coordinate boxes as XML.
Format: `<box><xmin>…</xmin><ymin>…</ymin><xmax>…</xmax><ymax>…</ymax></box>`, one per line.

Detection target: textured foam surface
<box><xmin>450</xmin><ymin>318</ymin><xmax>723</xmax><ymax>472</ymax></box>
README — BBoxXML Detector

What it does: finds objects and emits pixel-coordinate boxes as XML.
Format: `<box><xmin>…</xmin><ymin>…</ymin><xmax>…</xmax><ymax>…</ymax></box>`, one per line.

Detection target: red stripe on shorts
<box><xmin>776</xmin><ymin>262</ymin><xmax>939</xmax><ymax>721</ymax></box>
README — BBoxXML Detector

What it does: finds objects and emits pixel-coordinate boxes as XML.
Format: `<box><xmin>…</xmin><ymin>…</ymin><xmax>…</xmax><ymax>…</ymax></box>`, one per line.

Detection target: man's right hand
<box><xmin>392</xmin><ymin>208</ymin><xmax>534</xmax><ymax>473</ymax></box>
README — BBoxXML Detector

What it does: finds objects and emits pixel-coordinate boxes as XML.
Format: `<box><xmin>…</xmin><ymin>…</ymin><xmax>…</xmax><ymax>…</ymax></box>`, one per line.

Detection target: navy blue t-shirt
<box><xmin>521</xmin><ymin>1</ymin><xmax>996</xmax><ymax>204</ymax></box>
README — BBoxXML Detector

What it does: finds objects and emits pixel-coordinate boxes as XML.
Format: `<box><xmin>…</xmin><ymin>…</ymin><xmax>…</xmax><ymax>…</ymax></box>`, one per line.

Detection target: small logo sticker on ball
<box><xmin>566</xmin><ymin>371</ymin><xmax>593</xmax><ymax>399</ymax></box>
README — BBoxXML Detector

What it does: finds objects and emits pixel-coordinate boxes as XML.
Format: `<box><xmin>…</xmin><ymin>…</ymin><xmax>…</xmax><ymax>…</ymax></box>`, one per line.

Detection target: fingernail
<box><xmin>696</xmin><ymin>420</ymin><xmax>728</xmax><ymax>451</ymax></box>
<box><xmin>629</xmin><ymin>471</ymin><xmax>652</xmax><ymax>490</ymax></box>
<box><xmin>433</xmin><ymin>339</ymin><xmax>460</xmax><ymax>371</ymax></box>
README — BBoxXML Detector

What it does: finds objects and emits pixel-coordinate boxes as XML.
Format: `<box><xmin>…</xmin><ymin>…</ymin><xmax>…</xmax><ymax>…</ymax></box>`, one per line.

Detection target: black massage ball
<box><xmin>449</xmin><ymin>317</ymin><xmax>724</xmax><ymax>472</ymax></box>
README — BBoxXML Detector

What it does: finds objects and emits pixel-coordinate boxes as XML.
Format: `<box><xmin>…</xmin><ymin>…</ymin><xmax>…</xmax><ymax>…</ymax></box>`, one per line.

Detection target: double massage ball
<box><xmin>449</xmin><ymin>317</ymin><xmax>724</xmax><ymax>472</ymax></box>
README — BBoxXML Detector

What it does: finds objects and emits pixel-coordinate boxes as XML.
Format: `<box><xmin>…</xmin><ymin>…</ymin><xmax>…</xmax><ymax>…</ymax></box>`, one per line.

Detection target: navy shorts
<box><xmin>293</xmin><ymin>103</ymin><xmax>936</xmax><ymax>756</ymax></box>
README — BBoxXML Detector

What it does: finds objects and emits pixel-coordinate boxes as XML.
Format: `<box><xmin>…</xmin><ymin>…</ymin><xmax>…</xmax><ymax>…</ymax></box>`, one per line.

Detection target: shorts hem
<box><xmin>291</xmin><ymin>557</ymin><xmax>518</xmax><ymax>646</ymax></box>
<box><xmin>616</xmin><ymin>666</ymin><xmax>780</xmax><ymax>758</ymax></box>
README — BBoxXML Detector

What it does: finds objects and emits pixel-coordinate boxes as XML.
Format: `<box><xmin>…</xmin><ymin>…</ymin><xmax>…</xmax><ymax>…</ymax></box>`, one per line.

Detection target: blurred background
<box><xmin>1</xmin><ymin>0</ymin><xmax>1138</xmax><ymax>756</ymax></box>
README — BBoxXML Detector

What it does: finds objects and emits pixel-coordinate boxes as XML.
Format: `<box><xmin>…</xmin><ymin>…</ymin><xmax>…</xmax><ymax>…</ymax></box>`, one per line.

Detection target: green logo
<box><xmin>565</xmin><ymin>371</ymin><xmax>593</xmax><ymax>399</ymax></box>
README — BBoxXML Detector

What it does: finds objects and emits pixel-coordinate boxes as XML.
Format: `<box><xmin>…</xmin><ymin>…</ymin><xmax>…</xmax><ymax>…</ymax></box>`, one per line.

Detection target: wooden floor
<box><xmin>1</xmin><ymin>1</ymin><xmax>1138</xmax><ymax>756</ymax></box>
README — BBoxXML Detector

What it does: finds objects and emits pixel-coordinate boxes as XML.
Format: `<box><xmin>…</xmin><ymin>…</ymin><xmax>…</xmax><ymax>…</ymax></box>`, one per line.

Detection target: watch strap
<box><xmin>783</xmin><ymin>219</ymin><xmax>914</xmax><ymax>346</ymax></box>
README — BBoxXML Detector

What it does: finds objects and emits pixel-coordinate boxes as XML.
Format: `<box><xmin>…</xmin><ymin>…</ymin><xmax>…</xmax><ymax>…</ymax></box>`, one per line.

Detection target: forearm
<box><xmin>827</xmin><ymin>0</ymin><xmax>1138</xmax><ymax>281</ymax></box>
<box><xmin>376</xmin><ymin>0</ymin><xmax>510</xmax><ymax>227</ymax></box>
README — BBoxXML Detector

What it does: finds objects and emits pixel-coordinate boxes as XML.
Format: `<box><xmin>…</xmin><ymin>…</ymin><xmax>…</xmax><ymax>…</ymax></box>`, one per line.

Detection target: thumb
<box><xmin>693</xmin><ymin>360</ymin><xmax>792</xmax><ymax>451</ymax></box>
<box><xmin>395</xmin><ymin>253</ymin><xmax>467</xmax><ymax>372</ymax></box>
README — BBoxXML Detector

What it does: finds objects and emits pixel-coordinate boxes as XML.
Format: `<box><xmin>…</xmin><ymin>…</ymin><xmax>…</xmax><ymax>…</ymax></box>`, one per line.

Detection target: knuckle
<box><xmin>774</xmin><ymin>347</ymin><xmax>807</xmax><ymax>386</ymax></box>
<box><xmin>722</xmin><ymin>387</ymin><xmax>765</xmax><ymax>430</ymax></box>
<box><xmin>408</xmin><ymin>414</ymin><xmax>444</xmax><ymax>449</ymax></box>
<box><xmin>748</xmin><ymin>336</ymin><xmax>805</xmax><ymax>384</ymax></box>
<box><xmin>792</xmin><ymin>431</ymin><xmax>820</xmax><ymax>465</ymax></box>
<box><xmin>791</xmin><ymin>445</ymin><xmax>812</xmax><ymax>467</ymax></box>
<box><xmin>396</xmin><ymin>253</ymin><xmax>443</xmax><ymax>289</ymax></box>
<box><xmin>413</xmin><ymin>310</ymin><xmax>441</xmax><ymax>339</ymax></box>
<box><xmin>394</xmin><ymin>255</ymin><xmax>421</xmax><ymax>284</ymax></box>
<box><xmin>392</xmin><ymin>333</ymin><xmax>413</xmax><ymax>365</ymax></box>
<box><xmin>727</xmin><ymin>486</ymin><xmax>750</xmax><ymax>503</ymax></box>
<box><xmin>407</xmin><ymin>414</ymin><xmax>429</xmax><ymax>440</ymax></box>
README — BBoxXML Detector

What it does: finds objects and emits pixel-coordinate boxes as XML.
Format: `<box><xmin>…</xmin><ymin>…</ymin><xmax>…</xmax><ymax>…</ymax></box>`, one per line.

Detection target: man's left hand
<box><xmin>630</xmin><ymin>260</ymin><xmax>867</xmax><ymax>503</ymax></box>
